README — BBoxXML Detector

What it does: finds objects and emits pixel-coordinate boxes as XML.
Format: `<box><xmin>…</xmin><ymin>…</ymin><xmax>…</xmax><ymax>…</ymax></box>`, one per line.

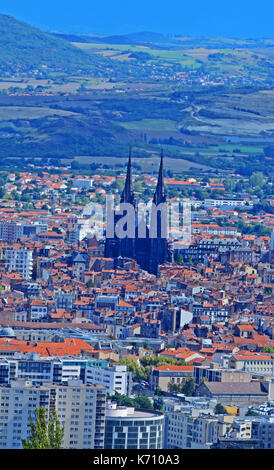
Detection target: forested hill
<box><xmin>0</xmin><ymin>14</ymin><xmax>107</xmax><ymax>75</ymax></box>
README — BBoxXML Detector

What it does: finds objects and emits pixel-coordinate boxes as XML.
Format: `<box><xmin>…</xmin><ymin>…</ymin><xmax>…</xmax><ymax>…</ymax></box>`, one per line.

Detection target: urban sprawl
<box><xmin>0</xmin><ymin>155</ymin><xmax>273</xmax><ymax>450</ymax></box>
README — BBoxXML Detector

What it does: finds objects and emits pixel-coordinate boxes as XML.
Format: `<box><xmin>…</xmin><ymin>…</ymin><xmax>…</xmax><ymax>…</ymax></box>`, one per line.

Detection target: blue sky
<box><xmin>1</xmin><ymin>0</ymin><xmax>274</xmax><ymax>37</ymax></box>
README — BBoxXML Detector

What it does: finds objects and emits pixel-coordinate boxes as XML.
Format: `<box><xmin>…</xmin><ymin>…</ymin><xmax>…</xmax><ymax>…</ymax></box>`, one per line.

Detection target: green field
<box><xmin>0</xmin><ymin>106</ymin><xmax>78</xmax><ymax>120</ymax></box>
<box><xmin>216</xmin><ymin>144</ymin><xmax>264</xmax><ymax>154</ymax></box>
<box><xmin>74</xmin><ymin>42</ymin><xmax>200</xmax><ymax>68</ymax></box>
<box><xmin>118</xmin><ymin>118</ymin><xmax>178</xmax><ymax>131</ymax></box>
<box><xmin>73</xmin><ymin>154</ymin><xmax>211</xmax><ymax>172</ymax></box>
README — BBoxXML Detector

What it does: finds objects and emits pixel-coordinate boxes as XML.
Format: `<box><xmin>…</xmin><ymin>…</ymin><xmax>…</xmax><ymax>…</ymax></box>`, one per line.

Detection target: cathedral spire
<box><xmin>153</xmin><ymin>148</ymin><xmax>166</xmax><ymax>205</ymax></box>
<box><xmin>121</xmin><ymin>147</ymin><xmax>135</xmax><ymax>205</ymax></box>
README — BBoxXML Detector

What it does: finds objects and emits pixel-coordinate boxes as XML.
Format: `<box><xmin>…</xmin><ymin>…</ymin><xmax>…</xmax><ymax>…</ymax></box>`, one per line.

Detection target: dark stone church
<box><xmin>104</xmin><ymin>150</ymin><xmax>172</xmax><ymax>275</ymax></box>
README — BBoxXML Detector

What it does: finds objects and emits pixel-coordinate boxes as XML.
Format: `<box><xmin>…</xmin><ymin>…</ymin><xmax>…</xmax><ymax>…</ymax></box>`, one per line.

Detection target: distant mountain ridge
<box><xmin>51</xmin><ymin>29</ymin><xmax>274</xmax><ymax>50</ymax></box>
<box><xmin>52</xmin><ymin>30</ymin><xmax>170</xmax><ymax>46</ymax></box>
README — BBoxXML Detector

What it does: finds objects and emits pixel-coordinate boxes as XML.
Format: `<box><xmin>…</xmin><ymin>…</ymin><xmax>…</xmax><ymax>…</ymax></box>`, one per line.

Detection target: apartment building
<box><xmin>72</xmin><ymin>177</ymin><xmax>93</xmax><ymax>190</ymax></box>
<box><xmin>192</xmin><ymin>303</ymin><xmax>229</xmax><ymax>324</ymax></box>
<box><xmin>29</xmin><ymin>300</ymin><xmax>48</xmax><ymax>322</ymax></box>
<box><xmin>211</xmin><ymin>418</ymin><xmax>270</xmax><ymax>449</ymax></box>
<box><xmin>164</xmin><ymin>401</ymin><xmax>235</xmax><ymax>449</ymax></box>
<box><xmin>251</xmin><ymin>417</ymin><xmax>274</xmax><ymax>449</ymax></box>
<box><xmin>0</xmin><ymin>221</ymin><xmax>23</xmax><ymax>242</ymax></box>
<box><xmin>204</xmin><ymin>199</ymin><xmax>253</xmax><ymax>210</ymax></box>
<box><xmin>0</xmin><ymin>379</ymin><xmax>106</xmax><ymax>449</ymax></box>
<box><xmin>0</xmin><ymin>356</ymin><xmax>111</xmax><ymax>387</ymax></box>
<box><xmin>85</xmin><ymin>364</ymin><xmax>132</xmax><ymax>395</ymax></box>
<box><xmin>5</xmin><ymin>248</ymin><xmax>33</xmax><ymax>280</ymax></box>
<box><xmin>54</xmin><ymin>290</ymin><xmax>74</xmax><ymax>310</ymax></box>
<box><xmin>174</xmin><ymin>238</ymin><xmax>241</xmax><ymax>263</ymax></box>
<box><xmin>95</xmin><ymin>295</ymin><xmax>119</xmax><ymax>310</ymax></box>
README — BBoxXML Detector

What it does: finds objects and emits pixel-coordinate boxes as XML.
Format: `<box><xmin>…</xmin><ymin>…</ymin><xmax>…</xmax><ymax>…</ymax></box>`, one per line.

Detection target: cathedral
<box><xmin>104</xmin><ymin>150</ymin><xmax>172</xmax><ymax>275</ymax></box>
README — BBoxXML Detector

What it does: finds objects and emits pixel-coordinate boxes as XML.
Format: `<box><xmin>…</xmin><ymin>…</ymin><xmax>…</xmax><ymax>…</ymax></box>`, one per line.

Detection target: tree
<box><xmin>109</xmin><ymin>393</ymin><xmax>153</xmax><ymax>410</ymax></box>
<box><xmin>167</xmin><ymin>377</ymin><xmax>195</xmax><ymax>396</ymax></box>
<box><xmin>200</xmin><ymin>377</ymin><xmax>208</xmax><ymax>385</ymax></box>
<box><xmin>0</xmin><ymin>186</ymin><xmax>5</xmax><ymax>198</ymax></box>
<box><xmin>214</xmin><ymin>403</ymin><xmax>228</xmax><ymax>415</ymax></box>
<box><xmin>134</xmin><ymin>396</ymin><xmax>153</xmax><ymax>410</ymax></box>
<box><xmin>249</xmin><ymin>171</ymin><xmax>265</xmax><ymax>189</ymax></box>
<box><xmin>117</xmin><ymin>357</ymin><xmax>140</xmax><ymax>380</ymax></box>
<box><xmin>153</xmin><ymin>396</ymin><xmax>164</xmax><ymax>411</ymax></box>
<box><xmin>167</xmin><ymin>381</ymin><xmax>180</xmax><ymax>393</ymax></box>
<box><xmin>155</xmin><ymin>387</ymin><xmax>163</xmax><ymax>396</ymax></box>
<box><xmin>86</xmin><ymin>279</ymin><xmax>95</xmax><ymax>288</ymax></box>
<box><xmin>22</xmin><ymin>407</ymin><xmax>64</xmax><ymax>449</ymax></box>
<box><xmin>134</xmin><ymin>181</ymin><xmax>143</xmax><ymax>192</ymax></box>
<box><xmin>140</xmin><ymin>356</ymin><xmax>186</xmax><ymax>368</ymax></box>
<box><xmin>181</xmin><ymin>377</ymin><xmax>195</xmax><ymax>396</ymax></box>
<box><xmin>245</xmin><ymin>409</ymin><xmax>260</xmax><ymax>416</ymax></box>
<box><xmin>174</xmin><ymin>253</ymin><xmax>183</xmax><ymax>265</ymax></box>
<box><xmin>262</xmin><ymin>346</ymin><xmax>274</xmax><ymax>353</ymax></box>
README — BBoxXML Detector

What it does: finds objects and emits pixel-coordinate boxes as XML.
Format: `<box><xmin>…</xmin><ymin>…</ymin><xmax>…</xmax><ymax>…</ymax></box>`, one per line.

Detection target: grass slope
<box><xmin>0</xmin><ymin>14</ymin><xmax>108</xmax><ymax>74</ymax></box>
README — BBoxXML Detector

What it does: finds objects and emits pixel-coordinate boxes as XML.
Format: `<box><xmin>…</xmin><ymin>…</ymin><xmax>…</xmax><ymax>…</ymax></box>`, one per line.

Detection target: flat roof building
<box><xmin>104</xmin><ymin>401</ymin><xmax>164</xmax><ymax>449</ymax></box>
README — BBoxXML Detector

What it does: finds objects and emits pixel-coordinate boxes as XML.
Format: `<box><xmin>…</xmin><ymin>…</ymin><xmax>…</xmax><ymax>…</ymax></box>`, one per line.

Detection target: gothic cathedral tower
<box><xmin>148</xmin><ymin>149</ymin><xmax>170</xmax><ymax>274</ymax></box>
<box><xmin>104</xmin><ymin>149</ymin><xmax>171</xmax><ymax>275</ymax></box>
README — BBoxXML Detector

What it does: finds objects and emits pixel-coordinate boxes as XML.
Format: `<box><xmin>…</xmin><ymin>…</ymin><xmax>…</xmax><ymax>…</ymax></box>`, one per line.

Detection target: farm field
<box><xmin>0</xmin><ymin>106</ymin><xmax>78</xmax><ymax>120</ymax></box>
<box><xmin>72</xmin><ymin>154</ymin><xmax>212</xmax><ymax>172</ymax></box>
<box><xmin>119</xmin><ymin>118</ymin><xmax>178</xmax><ymax>131</ymax></box>
<box><xmin>73</xmin><ymin>42</ymin><xmax>203</xmax><ymax>68</ymax></box>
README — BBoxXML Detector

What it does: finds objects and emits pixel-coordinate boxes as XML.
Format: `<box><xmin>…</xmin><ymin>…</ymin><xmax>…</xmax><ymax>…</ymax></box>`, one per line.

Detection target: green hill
<box><xmin>0</xmin><ymin>14</ymin><xmax>108</xmax><ymax>75</ymax></box>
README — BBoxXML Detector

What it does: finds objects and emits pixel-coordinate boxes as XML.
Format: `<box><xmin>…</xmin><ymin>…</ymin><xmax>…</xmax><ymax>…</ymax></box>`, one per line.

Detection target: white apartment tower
<box><xmin>5</xmin><ymin>248</ymin><xmax>33</xmax><ymax>280</ymax></box>
<box><xmin>0</xmin><ymin>379</ymin><xmax>106</xmax><ymax>449</ymax></box>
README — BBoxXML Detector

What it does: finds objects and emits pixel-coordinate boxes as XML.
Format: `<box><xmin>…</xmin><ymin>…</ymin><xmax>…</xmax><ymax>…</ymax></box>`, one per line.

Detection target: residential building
<box><xmin>0</xmin><ymin>222</ymin><xmax>23</xmax><ymax>242</ymax></box>
<box><xmin>251</xmin><ymin>417</ymin><xmax>274</xmax><ymax>449</ymax></box>
<box><xmin>85</xmin><ymin>364</ymin><xmax>132</xmax><ymax>395</ymax></box>
<box><xmin>0</xmin><ymin>379</ymin><xmax>106</xmax><ymax>449</ymax></box>
<box><xmin>5</xmin><ymin>248</ymin><xmax>33</xmax><ymax>280</ymax></box>
<box><xmin>0</xmin><ymin>356</ymin><xmax>109</xmax><ymax>386</ymax></box>
<box><xmin>164</xmin><ymin>401</ymin><xmax>236</xmax><ymax>449</ymax></box>
<box><xmin>29</xmin><ymin>300</ymin><xmax>48</xmax><ymax>322</ymax></box>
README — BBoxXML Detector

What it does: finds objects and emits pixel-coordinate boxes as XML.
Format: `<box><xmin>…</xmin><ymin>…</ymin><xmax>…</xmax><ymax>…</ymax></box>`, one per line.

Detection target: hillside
<box><xmin>0</xmin><ymin>14</ymin><xmax>108</xmax><ymax>75</ymax></box>
<box><xmin>0</xmin><ymin>14</ymin><xmax>273</xmax><ymax>175</ymax></box>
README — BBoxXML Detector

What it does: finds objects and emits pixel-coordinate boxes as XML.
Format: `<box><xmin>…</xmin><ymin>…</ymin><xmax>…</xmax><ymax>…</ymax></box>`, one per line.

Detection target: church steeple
<box><xmin>121</xmin><ymin>147</ymin><xmax>135</xmax><ymax>205</ymax></box>
<box><xmin>153</xmin><ymin>149</ymin><xmax>166</xmax><ymax>205</ymax></box>
<box><xmin>105</xmin><ymin>147</ymin><xmax>171</xmax><ymax>275</ymax></box>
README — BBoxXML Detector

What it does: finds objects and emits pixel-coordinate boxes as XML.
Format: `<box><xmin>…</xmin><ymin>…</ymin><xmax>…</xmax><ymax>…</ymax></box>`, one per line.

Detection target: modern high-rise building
<box><xmin>104</xmin><ymin>150</ymin><xmax>171</xmax><ymax>275</ymax></box>
<box><xmin>0</xmin><ymin>379</ymin><xmax>106</xmax><ymax>449</ymax></box>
